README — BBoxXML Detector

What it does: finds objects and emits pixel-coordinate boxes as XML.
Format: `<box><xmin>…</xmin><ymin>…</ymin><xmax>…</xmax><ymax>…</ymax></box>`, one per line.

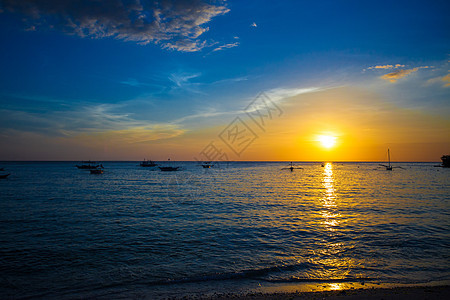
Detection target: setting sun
<box><xmin>317</xmin><ymin>135</ymin><xmax>337</xmax><ymax>149</ymax></box>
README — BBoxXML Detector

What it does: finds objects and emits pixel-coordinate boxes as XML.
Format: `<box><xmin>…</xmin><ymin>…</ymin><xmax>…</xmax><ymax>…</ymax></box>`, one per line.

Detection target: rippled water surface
<box><xmin>0</xmin><ymin>162</ymin><xmax>449</xmax><ymax>298</ymax></box>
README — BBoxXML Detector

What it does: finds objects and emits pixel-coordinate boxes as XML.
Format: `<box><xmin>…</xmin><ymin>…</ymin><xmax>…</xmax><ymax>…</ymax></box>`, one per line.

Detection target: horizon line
<box><xmin>0</xmin><ymin>160</ymin><xmax>443</xmax><ymax>163</ymax></box>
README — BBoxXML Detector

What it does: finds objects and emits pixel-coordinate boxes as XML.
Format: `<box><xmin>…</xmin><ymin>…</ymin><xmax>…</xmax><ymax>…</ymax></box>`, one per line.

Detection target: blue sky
<box><xmin>0</xmin><ymin>0</ymin><xmax>449</xmax><ymax>160</ymax></box>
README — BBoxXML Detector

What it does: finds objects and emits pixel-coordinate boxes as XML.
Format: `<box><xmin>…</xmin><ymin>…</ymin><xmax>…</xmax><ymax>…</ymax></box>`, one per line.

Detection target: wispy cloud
<box><xmin>0</xmin><ymin>84</ymin><xmax>327</xmax><ymax>154</ymax></box>
<box><xmin>162</xmin><ymin>40</ymin><xmax>207</xmax><ymax>53</ymax></box>
<box><xmin>367</xmin><ymin>64</ymin><xmax>405</xmax><ymax>70</ymax></box>
<box><xmin>0</xmin><ymin>0</ymin><xmax>230</xmax><ymax>52</ymax></box>
<box><xmin>168</xmin><ymin>72</ymin><xmax>201</xmax><ymax>87</ymax></box>
<box><xmin>0</xmin><ymin>100</ymin><xmax>187</xmax><ymax>146</ymax></box>
<box><xmin>170</xmin><ymin>86</ymin><xmax>323</xmax><ymax>124</ymax></box>
<box><xmin>212</xmin><ymin>42</ymin><xmax>239</xmax><ymax>52</ymax></box>
<box><xmin>365</xmin><ymin>63</ymin><xmax>435</xmax><ymax>83</ymax></box>
<box><xmin>88</xmin><ymin>125</ymin><xmax>185</xmax><ymax>144</ymax></box>
<box><xmin>427</xmin><ymin>73</ymin><xmax>450</xmax><ymax>87</ymax></box>
<box><xmin>380</xmin><ymin>66</ymin><xmax>431</xmax><ymax>83</ymax></box>
<box><xmin>212</xmin><ymin>76</ymin><xmax>248</xmax><ymax>85</ymax></box>
<box><xmin>442</xmin><ymin>74</ymin><xmax>450</xmax><ymax>87</ymax></box>
<box><xmin>381</xmin><ymin>68</ymin><xmax>419</xmax><ymax>83</ymax></box>
<box><xmin>172</xmin><ymin>108</ymin><xmax>239</xmax><ymax>124</ymax></box>
<box><xmin>120</xmin><ymin>78</ymin><xmax>147</xmax><ymax>87</ymax></box>
<box><xmin>266</xmin><ymin>87</ymin><xmax>322</xmax><ymax>103</ymax></box>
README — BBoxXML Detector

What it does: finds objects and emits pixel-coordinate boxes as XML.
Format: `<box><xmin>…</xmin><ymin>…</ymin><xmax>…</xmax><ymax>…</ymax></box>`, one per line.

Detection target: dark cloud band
<box><xmin>0</xmin><ymin>0</ymin><xmax>229</xmax><ymax>51</ymax></box>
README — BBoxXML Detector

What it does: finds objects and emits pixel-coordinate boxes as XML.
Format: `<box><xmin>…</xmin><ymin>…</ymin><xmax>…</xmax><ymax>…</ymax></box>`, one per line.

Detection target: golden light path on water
<box><xmin>260</xmin><ymin>161</ymin><xmax>373</xmax><ymax>293</ymax></box>
<box><xmin>321</xmin><ymin>162</ymin><xmax>338</xmax><ymax>229</ymax></box>
<box><xmin>318</xmin><ymin>162</ymin><xmax>352</xmax><ymax>290</ymax></box>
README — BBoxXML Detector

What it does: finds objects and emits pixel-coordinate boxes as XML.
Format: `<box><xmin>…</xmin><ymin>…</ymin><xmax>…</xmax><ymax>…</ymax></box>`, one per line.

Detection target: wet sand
<box><xmin>198</xmin><ymin>285</ymin><xmax>450</xmax><ymax>300</ymax></box>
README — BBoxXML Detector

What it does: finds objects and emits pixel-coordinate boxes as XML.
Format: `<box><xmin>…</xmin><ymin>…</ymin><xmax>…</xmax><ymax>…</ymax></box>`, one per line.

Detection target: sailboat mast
<box><xmin>388</xmin><ymin>148</ymin><xmax>391</xmax><ymax>167</ymax></box>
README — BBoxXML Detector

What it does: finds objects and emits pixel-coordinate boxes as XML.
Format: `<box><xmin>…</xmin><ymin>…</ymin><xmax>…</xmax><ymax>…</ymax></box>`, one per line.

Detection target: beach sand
<box><xmin>196</xmin><ymin>285</ymin><xmax>450</xmax><ymax>300</ymax></box>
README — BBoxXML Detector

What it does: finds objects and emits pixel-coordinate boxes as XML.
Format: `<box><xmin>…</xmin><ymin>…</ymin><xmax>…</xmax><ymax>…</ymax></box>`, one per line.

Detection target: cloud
<box><xmin>87</xmin><ymin>124</ymin><xmax>185</xmax><ymax>144</ymax></box>
<box><xmin>0</xmin><ymin>0</ymin><xmax>229</xmax><ymax>52</ymax></box>
<box><xmin>212</xmin><ymin>42</ymin><xmax>239</xmax><ymax>52</ymax></box>
<box><xmin>172</xmin><ymin>108</ymin><xmax>238</xmax><ymax>124</ymax></box>
<box><xmin>427</xmin><ymin>73</ymin><xmax>450</xmax><ymax>87</ymax></box>
<box><xmin>266</xmin><ymin>87</ymin><xmax>322</xmax><ymax>103</ymax></box>
<box><xmin>442</xmin><ymin>74</ymin><xmax>450</xmax><ymax>87</ymax></box>
<box><xmin>120</xmin><ymin>78</ymin><xmax>145</xmax><ymax>87</ymax></box>
<box><xmin>212</xmin><ymin>76</ymin><xmax>248</xmax><ymax>85</ymax></box>
<box><xmin>241</xmin><ymin>87</ymin><xmax>322</xmax><ymax>117</ymax></box>
<box><xmin>250</xmin><ymin>22</ymin><xmax>257</xmax><ymax>27</ymax></box>
<box><xmin>162</xmin><ymin>39</ymin><xmax>207</xmax><ymax>53</ymax></box>
<box><xmin>163</xmin><ymin>86</ymin><xmax>323</xmax><ymax>124</ymax></box>
<box><xmin>168</xmin><ymin>72</ymin><xmax>201</xmax><ymax>87</ymax></box>
<box><xmin>380</xmin><ymin>66</ymin><xmax>431</xmax><ymax>83</ymax></box>
<box><xmin>0</xmin><ymin>101</ymin><xmax>142</xmax><ymax>135</ymax></box>
<box><xmin>380</xmin><ymin>68</ymin><xmax>419</xmax><ymax>82</ymax></box>
<box><xmin>367</xmin><ymin>64</ymin><xmax>405</xmax><ymax>70</ymax></box>
<box><xmin>167</xmin><ymin>71</ymin><xmax>207</xmax><ymax>95</ymax></box>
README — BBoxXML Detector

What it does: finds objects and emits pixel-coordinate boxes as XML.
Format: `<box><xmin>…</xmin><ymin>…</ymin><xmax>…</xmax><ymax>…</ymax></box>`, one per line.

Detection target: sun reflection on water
<box><xmin>316</xmin><ymin>162</ymin><xmax>357</xmax><ymax>285</ymax></box>
<box><xmin>328</xmin><ymin>283</ymin><xmax>346</xmax><ymax>290</ymax></box>
<box><xmin>321</xmin><ymin>162</ymin><xmax>339</xmax><ymax>230</ymax></box>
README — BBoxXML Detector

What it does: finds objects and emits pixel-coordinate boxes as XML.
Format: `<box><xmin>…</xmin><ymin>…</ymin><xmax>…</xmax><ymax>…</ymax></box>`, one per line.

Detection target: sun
<box><xmin>316</xmin><ymin>135</ymin><xmax>337</xmax><ymax>149</ymax></box>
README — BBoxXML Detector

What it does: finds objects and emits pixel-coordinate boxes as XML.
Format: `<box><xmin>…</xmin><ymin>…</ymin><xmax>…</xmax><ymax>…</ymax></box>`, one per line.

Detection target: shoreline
<box><xmin>196</xmin><ymin>285</ymin><xmax>450</xmax><ymax>300</ymax></box>
<box><xmin>158</xmin><ymin>280</ymin><xmax>450</xmax><ymax>300</ymax></box>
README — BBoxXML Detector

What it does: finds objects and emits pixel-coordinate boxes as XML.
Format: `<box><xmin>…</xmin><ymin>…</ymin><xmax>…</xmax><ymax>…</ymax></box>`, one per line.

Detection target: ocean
<box><xmin>0</xmin><ymin>161</ymin><xmax>449</xmax><ymax>299</ymax></box>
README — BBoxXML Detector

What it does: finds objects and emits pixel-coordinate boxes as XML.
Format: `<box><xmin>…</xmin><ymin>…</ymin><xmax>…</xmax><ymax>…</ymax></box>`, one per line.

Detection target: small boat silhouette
<box><xmin>436</xmin><ymin>155</ymin><xmax>450</xmax><ymax>168</ymax></box>
<box><xmin>0</xmin><ymin>173</ymin><xmax>10</xmax><ymax>179</ymax></box>
<box><xmin>159</xmin><ymin>158</ymin><xmax>180</xmax><ymax>171</ymax></box>
<box><xmin>76</xmin><ymin>161</ymin><xmax>101</xmax><ymax>169</ymax></box>
<box><xmin>281</xmin><ymin>162</ymin><xmax>302</xmax><ymax>172</ymax></box>
<box><xmin>140</xmin><ymin>159</ymin><xmax>157</xmax><ymax>167</ymax></box>
<box><xmin>379</xmin><ymin>149</ymin><xmax>403</xmax><ymax>170</ymax></box>
<box><xmin>201</xmin><ymin>162</ymin><xmax>214</xmax><ymax>168</ymax></box>
<box><xmin>159</xmin><ymin>166</ymin><xmax>180</xmax><ymax>172</ymax></box>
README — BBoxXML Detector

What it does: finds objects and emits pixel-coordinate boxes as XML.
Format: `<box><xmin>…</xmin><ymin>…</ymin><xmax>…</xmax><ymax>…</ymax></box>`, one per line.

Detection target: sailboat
<box><xmin>281</xmin><ymin>162</ymin><xmax>303</xmax><ymax>172</ymax></box>
<box><xmin>379</xmin><ymin>148</ymin><xmax>402</xmax><ymax>170</ymax></box>
<box><xmin>385</xmin><ymin>149</ymin><xmax>393</xmax><ymax>170</ymax></box>
<box><xmin>140</xmin><ymin>159</ymin><xmax>157</xmax><ymax>167</ymax></box>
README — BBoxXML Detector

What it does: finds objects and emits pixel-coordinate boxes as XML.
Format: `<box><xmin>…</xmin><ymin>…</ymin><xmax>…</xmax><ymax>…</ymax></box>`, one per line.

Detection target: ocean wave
<box><xmin>142</xmin><ymin>263</ymin><xmax>374</xmax><ymax>286</ymax></box>
<box><xmin>263</xmin><ymin>276</ymin><xmax>375</xmax><ymax>283</ymax></box>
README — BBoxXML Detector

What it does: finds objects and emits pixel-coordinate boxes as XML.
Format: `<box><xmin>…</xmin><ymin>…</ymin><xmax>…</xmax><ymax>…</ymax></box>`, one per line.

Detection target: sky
<box><xmin>0</xmin><ymin>0</ymin><xmax>449</xmax><ymax>161</ymax></box>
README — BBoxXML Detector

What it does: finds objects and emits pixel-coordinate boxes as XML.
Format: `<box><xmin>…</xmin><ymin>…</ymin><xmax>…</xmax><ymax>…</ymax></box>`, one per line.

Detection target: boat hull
<box><xmin>76</xmin><ymin>165</ymin><xmax>99</xmax><ymax>169</ymax></box>
<box><xmin>441</xmin><ymin>155</ymin><xmax>450</xmax><ymax>168</ymax></box>
<box><xmin>140</xmin><ymin>163</ymin><xmax>157</xmax><ymax>167</ymax></box>
<box><xmin>159</xmin><ymin>167</ymin><xmax>180</xmax><ymax>171</ymax></box>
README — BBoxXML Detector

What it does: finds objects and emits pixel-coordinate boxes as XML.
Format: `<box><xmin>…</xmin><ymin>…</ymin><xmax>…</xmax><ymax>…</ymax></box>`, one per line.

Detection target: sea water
<box><xmin>0</xmin><ymin>161</ymin><xmax>449</xmax><ymax>299</ymax></box>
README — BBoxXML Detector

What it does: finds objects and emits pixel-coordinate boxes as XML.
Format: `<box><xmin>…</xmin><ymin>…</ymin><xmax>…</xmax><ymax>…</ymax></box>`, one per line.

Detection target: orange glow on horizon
<box><xmin>2</xmin><ymin>87</ymin><xmax>447</xmax><ymax>161</ymax></box>
<box><xmin>242</xmin><ymin>87</ymin><xmax>449</xmax><ymax>162</ymax></box>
